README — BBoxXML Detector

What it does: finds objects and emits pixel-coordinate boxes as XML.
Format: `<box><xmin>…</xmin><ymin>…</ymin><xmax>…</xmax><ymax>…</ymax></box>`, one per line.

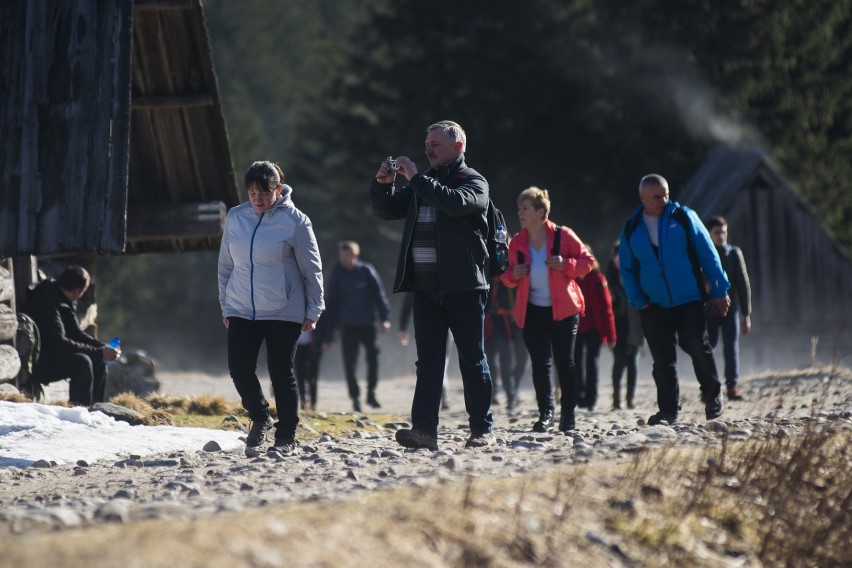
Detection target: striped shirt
<box><xmin>412</xmin><ymin>202</ymin><xmax>438</xmax><ymax>290</ymax></box>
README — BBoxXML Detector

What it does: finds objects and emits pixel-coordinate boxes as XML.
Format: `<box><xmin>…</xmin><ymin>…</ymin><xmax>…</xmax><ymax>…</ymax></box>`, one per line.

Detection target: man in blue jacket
<box><xmin>371</xmin><ymin>120</ymin><xmax>494</xmax><ymax>450</ymax></box>
<box><xmin>618</xmin><ymin>174</ymin><xmax>731</xmax><ymax>425</ymax></box>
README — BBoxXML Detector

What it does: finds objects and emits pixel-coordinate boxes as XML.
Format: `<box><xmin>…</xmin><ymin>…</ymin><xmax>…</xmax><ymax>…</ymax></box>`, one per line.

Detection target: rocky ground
<box><xmin>1</xmin><ymin>366</ymin><xmax>850</xmax><ymax>566</ymax></box>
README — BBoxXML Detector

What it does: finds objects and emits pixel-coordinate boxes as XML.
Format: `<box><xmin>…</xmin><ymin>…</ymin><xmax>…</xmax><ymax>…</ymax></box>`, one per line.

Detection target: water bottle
<box><xmin>494</xmin><ymin>225</ymin><xmax>508</xmax><ymax>269</ymax></box>
<box><xmin>105</xmin><ymin>337</ymin><xmax>120</xmax><ymax>365</ymax></box>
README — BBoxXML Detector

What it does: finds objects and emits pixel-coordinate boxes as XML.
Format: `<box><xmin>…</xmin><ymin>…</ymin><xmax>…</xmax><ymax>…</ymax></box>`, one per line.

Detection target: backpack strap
<box><xmin>671</xmin><ymin>206</ymin><xmax>709</xmax><ymax>301</ymax></box>
<box><xmin>551</xmin><ymin>225</ymin><xmax>562</xmax><ymax>257</ymax></box>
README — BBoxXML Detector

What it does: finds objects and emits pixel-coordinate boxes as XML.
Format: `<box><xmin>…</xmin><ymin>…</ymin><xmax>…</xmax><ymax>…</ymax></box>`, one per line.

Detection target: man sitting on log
<box><xmin>21</xmin><ymin>266</ymin><xmax>120</xmax><ymax>405</ymax></box>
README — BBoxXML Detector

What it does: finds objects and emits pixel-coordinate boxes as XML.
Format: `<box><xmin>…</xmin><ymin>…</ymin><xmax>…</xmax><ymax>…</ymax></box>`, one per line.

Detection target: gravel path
<box><xmin>1</xmin><ymin>368</ymin><xmax>850</xmax><ymax>535</ymax></box>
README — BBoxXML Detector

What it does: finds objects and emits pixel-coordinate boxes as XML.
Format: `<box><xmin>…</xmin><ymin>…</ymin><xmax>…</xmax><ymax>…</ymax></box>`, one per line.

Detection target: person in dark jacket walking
<box><xmin>371</xmin><ymin>120</ymin><xmax>494</xmax><ymax>450</ymax></box>
<box><xmin>607</xmin><ymin>241</ymin><xmax>644</xmax><ymax>409</ymax></box>
<box><xmin>706</xmin><ymin>216</ymin><xmax>752</xmax><ymax>401</ymax></box>
<box><xmin>574</xmin><ymin>248</ymin><xmax>617</xmax><ymax>411</ymax></box>
<box><xmin>326</xmin><ymin>240</ymin><xmax>391</xmax><ymax>411</ymax></box>
<box><xmin>21</xmin><ymin>266</ymin><xmax>120</xmax><ymax>405</ymax></box>
<box><xmin>619</xmin><ymin>174</ymin><xmax>730</xmax><ymax>425</ymax></box>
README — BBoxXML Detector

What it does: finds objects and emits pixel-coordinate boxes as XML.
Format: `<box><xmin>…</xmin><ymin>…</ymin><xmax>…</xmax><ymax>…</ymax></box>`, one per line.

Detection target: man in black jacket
<box><xmin>371</xmin><ymin>120</ymin><xmax>494</xmax><ymax>450</ymax></box>
<box><xmin>706</xmin><ymin>216</ymin><xmax>752</xmax><ymax>401</ymax></box>
<box><xmin>21</xmin><ymin>267</ymin><xmax>120</xmax><ymax>405</ymax></box>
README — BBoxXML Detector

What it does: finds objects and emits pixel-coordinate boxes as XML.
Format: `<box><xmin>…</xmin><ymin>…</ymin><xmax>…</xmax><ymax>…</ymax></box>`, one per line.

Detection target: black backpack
<box><xmin>486</xmin><ymin>199</ymin><xmax>509</xmax><ymax>277</ymax></box>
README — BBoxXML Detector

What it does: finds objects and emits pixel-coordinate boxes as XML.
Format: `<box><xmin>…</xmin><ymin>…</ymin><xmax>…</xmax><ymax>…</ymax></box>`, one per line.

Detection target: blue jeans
<box><xmin>639</xmin><ymin>302</ymin><xmax>721</xmax><ymax>416</ymax></box>
<box><xmin>412</xmin><ymin>290</ymin><xmax>493</xmax><ymax>437</ymax></box>
<box><xmin>706</xmin><ymin>310</ymin><xmax>740</xmax><ymax>388</ymax></box>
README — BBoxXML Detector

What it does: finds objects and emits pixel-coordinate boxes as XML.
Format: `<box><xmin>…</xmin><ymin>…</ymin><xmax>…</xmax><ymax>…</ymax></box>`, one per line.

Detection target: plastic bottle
<box><xmin>105</xmin><ymin>337</ymin><xmax>120</xmax><ymax>365</ymax></box>
<box><xmin>494</xmin><ymin>225</ymin><xmax>508</xmax><ymax>267</ymax></box>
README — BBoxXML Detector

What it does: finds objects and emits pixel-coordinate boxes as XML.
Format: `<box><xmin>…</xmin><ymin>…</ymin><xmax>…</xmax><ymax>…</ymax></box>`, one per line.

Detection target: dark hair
<box><xmin>707</xmin><ymin>215</ymin><xmax>727</xmax><ymax>230</ymax></box>
<box><xmin>244</xmin><ymin>161</ymin><xmax>285</xmax><ymax>192</ymax></box>
<box><xmin>58</xmin><ymin>266</ymin><xmax>90</xmax><ymax>292</ymax></box>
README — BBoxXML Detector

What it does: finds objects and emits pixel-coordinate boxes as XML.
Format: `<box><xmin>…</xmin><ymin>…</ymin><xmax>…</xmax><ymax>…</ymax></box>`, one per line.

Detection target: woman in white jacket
<box><xmin>218</xmin><ymin>161</ymin><xmax>324</xmax><ymax>456</ymax></box>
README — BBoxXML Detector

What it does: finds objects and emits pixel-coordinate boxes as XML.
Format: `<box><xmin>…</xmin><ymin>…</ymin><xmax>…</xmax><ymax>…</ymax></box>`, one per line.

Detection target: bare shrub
<box><xmin>186</xmin><ymin>394</ymin><xmax>234</xmax><ymax>416</ymax></box>
<box><xmin>109</xmin><ymin>392</ymin><xmax>155</xmax><ymax>414</ymax></box>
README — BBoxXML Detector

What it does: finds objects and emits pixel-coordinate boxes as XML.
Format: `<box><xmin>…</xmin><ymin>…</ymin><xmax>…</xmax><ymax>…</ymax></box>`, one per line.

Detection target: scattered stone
<box><xmin>90</xmin><ymin>403</ymin><xmax>147</xmax><ymax>425</ymax></box>
<box><xmin>95</xmin><ymin>499</ymin><xmax>131</xmax><ymax>522</ymax></box>
<box><xmin>31</xmin><ymin>460</ymin><xmax>52</xmax><ymax>469</ymax></box>
<box><xmin>202</xmin><ymin>441</ymin><xmax>222</xmax><ymax>452</ymax></box>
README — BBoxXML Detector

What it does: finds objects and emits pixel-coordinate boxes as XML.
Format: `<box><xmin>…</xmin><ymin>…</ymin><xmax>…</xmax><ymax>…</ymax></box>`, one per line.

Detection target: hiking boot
<box><xmin>506</xmin><ymin>394</ymin><xmax>516</xmax><ymax>414</ymax></box>
<box><xmin>559</xmin><ymin>412</ymin><xmax>576</xmax><ymax>432</ymax></box>
<box><xmin>245</xmin><ymin>416</ymin><xmax>274</xmax><ymax>448</ymax></box>
<box><xmin>727</xmin><ymin>386</ymin><xmax>743</xmax><ymax>401</ymax></box>
<box><xmin>704</xmin><ymin>394</ymin><xmax>724</xmax><ymax>420</ymax></box>
<box><xmin>465</xmin><ymin>431</ymin><xmax>495</xmax><ymax>448</ymax></box>
<box><xmin>267</xmin><ymin>437</ymin><xmax>299</xmax><ymax>458</ymax></box>
<box><xmin>647</xmin><ymin>412</ymin><xmax>677</xmax><ymax>426</ymax></box>
<box><xmin>532</xmin><ymin>409</ymin><xmax>554</xmax><ymax>432</ymax></box>
<box><xmin>352</xmin><ymin>398</ymin><xmax>362</xmax><ymax>413</ymax></box>
<box><xmin>366</xmin><ymin>393</ymin><xmax>382</xmax><ymax>409</ymax></box>
<box><xmin>395</xmin><ymin>428</ymin><xmax>438</xmax><ymax>451</ymax></box>
<box><xmin>626</xmin><ymin>395</ymin><xmax>635</xmax><ymax>410</ymax></box>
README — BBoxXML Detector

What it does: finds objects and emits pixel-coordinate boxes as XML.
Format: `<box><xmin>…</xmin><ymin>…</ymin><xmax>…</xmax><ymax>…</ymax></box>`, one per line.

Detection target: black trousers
<box><xmin>227</xmin><ymin>318</ymin><xmax>302</xmax><ymax>439</ymax></box>
<box><xmin>574</xmin><ymin>329</ymin><xmax>602</xmax><ymax>408</ymax></box>
<box><xmin>639</xmin><ymin>302</ymin><xmax>721</xmax><ymax>416</ymax></box>
<box><xmin>37</xmin><ymin>353</ymin><xmax>107</xmax><ymax>406</ymax></box>
<box><xmin>522</xmin><ymin>305</ymin><xmax>579</xmax><ymax>413</ymax></box>
<box><xmin>341</xmin><ymin>324</ymin><xmax>380</xmax><ymax>401</ymax></box>
<box><xmin>294</xmin><ymin>344</ymin><xmax>321</xmax><ymax>408</ymax></box>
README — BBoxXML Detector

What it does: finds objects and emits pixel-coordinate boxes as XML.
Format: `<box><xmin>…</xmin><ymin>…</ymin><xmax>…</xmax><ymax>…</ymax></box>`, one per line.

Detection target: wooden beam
<box><xmin>133</xmin><ymin>0</ymin><xmax>194</xmax><ymax>11</ymax></box>
<box><xmin>126</xmin><ymin>201</ymin><xmax>226</xmax><ymax>241</ymax></box>
<box><xmin>132</xmin><ymin>95</ymin><xmax>214</xmax><ymax>109</ymax></box>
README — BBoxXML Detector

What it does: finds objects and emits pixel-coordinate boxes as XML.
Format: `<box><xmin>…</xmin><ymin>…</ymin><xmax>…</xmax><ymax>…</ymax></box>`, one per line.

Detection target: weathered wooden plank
<box><xmin>132</xmin><ymin>95</ymin><xmax>213</xmax><ymax>109</ymax></box>
<box><xmin>126</xmin><ymin>201</ymin><xmax>225</xmax><ymax>241</ymax></box>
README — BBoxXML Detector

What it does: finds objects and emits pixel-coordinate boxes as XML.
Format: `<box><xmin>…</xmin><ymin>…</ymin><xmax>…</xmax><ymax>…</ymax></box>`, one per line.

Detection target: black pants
<box><xmin>37</xmin><ymin>353</ymin><xmax>107</xmax><ymax>406</ymax></box>
<box><xmin>341</xmin><ymin>324</ymin><xmax>380</xmax><ymax>401</ymax></box>
<box><xmin>227</xmin><ymin>318</ymin><xmax>302</xmax><ymax>439</ymax></box>
<box><xmin>574</xmin><ymin>329</ymin><xmax>602</xmax><ymax>409</ymax></box>
<box><xmin>294</xmin><ymin>344</ymin><xmax>321</xmax><ymax>408</ymax></box>
<box><xmin>522</xmin><ymin>305</ymin><xmax>579</xmax><ymax>413</ymax></box>
<box><xmin>612</xmin><ymin>341</ymin><xmax>639</xmax><ymax>402</ymax></box>
<box><xmin>639</xmin><ymin>302</ymin><xmax>721</xmax><ymax>416</ymax></box>
<box><xmin>411</xmin><ymin>290</ymin><xmax>493</xmax><ymax>437</ymax></box>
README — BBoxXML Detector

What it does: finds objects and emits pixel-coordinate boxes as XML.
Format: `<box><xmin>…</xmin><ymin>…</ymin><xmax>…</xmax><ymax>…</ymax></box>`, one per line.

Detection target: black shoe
<box><xmin>727</xmin><ymin>386</ymin><xmax>743</xmax><ymax>401</ymax></box>
<box><xmin>559</xmin><ymin>413</ymin><xmax>576</xmax><ymax>432</ymax></box>
<box><xmin>395</xmin><ymin>428</ymin><xmax>438</xmax><ymax>451</ymax></box>
<box><xmin>647</xmin><ymin>412</ymin><xmax>677</xmax><ymax>426</ymax></box>
<box><xmin>267</xmin><ymin>437</ymin><xmax>299</xmax><ymax>458</ymax></box>
<box><xmin>245</xmin><ymin>416</ymin><xmax>274</xmax><ymax>448</ymax></box>
<box><xmin>532</xmin><ymin>409</ymin><xmax>554</xmax><ymax>432</ymax></box>
<box><xmin>704</xmin><ymin>394</ymin><xmax>724</xmax><ymax>420</ymax></box>
<box><xmin>465</xmin><ymin>432</ymin><xmax>496</xmax><ymax>448</ymax></box>
<box><xmin>366</xmin><ymin>393</ymin><xmax>382</xmax><ymax>409</ymax></box>
<box><xmin>352</xmin><ymin>398</ymin><xmax>362</xmax><ymax>413</ymax></box>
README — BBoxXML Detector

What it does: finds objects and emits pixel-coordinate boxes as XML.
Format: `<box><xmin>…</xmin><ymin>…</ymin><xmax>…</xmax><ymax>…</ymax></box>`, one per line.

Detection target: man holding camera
<box><xmin>371</xmin><ymin>120</ymin><xmax>494</xmax><ymax>450</ymax></box>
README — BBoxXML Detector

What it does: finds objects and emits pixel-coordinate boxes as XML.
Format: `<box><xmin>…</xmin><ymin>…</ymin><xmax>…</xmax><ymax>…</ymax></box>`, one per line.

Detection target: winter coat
<box><xmin>371</xmin><ymin>155</ymin><xmax>490</xmax><ymax>294</ymax></box>
<box><xmin>618</xmin><ymin>201</ymin><xmax>729</xmax><ymax>309</ymax></box>
<box><xmin>576</xmin><ymin>269</ymin><xmax>617</xmax><ymax>345</ymax></box>
<box><xmin>500</xmin><ymin>221</ymin><xmax>595</xmax><ymax>328</ymax></box>
<box><xmin>218</xmin><ymin>185</ymin><xmax>324</xmax><ymax>323</ymax></box>
<box><xmin>715</xmin><ymin>243</ymin><xmax>751</xmax><ymax>316</ymax></box>
<box><xmin>21</xmin><ymin>280</ymin><xmax>104</xmax><ymax>379</ymax></box>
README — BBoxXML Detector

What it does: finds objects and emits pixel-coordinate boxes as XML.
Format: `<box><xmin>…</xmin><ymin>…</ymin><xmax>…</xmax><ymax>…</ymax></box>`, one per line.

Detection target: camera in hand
<box><xmin>388</xmin><ymin>159</ymin><xmax>399</xmax><ymax>171</ymax></box>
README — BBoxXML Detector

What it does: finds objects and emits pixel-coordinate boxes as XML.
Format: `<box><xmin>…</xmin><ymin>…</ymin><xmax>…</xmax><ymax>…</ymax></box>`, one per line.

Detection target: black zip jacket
<box><xmin>371</xmin><ymin>155</ymin><xmax>490</xmax><ymax>294</ymax></box>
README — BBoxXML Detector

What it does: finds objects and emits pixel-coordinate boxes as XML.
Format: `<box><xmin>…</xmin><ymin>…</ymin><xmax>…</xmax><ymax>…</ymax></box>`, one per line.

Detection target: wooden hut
<box><xmin>0</xmin><ymin>0</ymin><xmax>239</xmax><ymax>384</ymax></box>
<box><xmin>677</xmin><ymin>147</ymin><xmax>852</xmax><ymax>368</ymax></box>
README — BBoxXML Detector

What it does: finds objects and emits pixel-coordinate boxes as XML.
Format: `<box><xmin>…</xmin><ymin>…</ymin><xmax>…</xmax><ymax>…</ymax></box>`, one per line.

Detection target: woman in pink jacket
<box><xmin>501</xmin><ymin>187</ymin><xmax>595</xmax><ymax>432</ymax></box>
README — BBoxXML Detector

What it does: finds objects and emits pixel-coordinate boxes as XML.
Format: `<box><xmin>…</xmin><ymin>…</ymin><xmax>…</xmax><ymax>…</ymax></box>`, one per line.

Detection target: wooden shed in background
<box><xmin>0</xmin><ymin>0</ymin><xmax>239</xmax><ymax>384</ymax></box>
<box><xmin>678</xmin><ymin>147</ymin><xmax>852</xmax><ymax>368</ymax></box>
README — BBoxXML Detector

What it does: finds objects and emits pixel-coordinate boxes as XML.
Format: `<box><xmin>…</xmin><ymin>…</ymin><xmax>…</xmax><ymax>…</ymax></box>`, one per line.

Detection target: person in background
<box><xmin>501</xmin><ymin>186</ymin><xmax>595</xmax><ymax>432</ymax></box>
<box><xmin>294</xmin><ymin>316</ymin><xmax>329</xmax><ymax>411</ymax></box>
<box><xmin>326</xmin><ymin>240</ymin><xmax>391</xmax><ymax>412</ymax></box>
<box><xmin>618</xmin><ymin>174</ymin><xmax>729</xmax><ymax>425</ymax></box>
<box><xmin>218</xmin><ymin>161</ymin><xmax>324</xmax><ymax>457</ymax></box>
<box><xmin>485</xmin><ymin>274</ymin><xmax>528</xmax><ymax>413</ymax></box>
<box><xmin>21</xmin><ymin>266</ymin><xmax>120</xmax><ymax>405</ymax></box>
<box><xmin>371</xmin><ymin>119</ymin><xmax>494</xmax><ymax>450</ymax></box>
<box><xmin>574</xmin><ymin>245</ymin><xmax>617</xmax><ymax>411</ymax></box>
<box><xmin>705</xmin><ymin>216</ymin><xmax>752</xmax><ymax>401</ymax></box>
<box><xmin>606</xmin><ymin>240</ymin><xmax>644</xmax><ymax>409</ymax></box>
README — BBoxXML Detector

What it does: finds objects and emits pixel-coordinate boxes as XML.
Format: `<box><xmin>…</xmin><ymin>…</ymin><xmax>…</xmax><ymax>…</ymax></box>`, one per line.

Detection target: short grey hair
<box><xmin>427</xmin><ymin>120</ymin><xmax>467</xmax><ymax>151</ymax></box>
<box><xmin>639</xmin><ymin>173</ymin><xmax>669</xmax><ymax>193</ymax></box>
